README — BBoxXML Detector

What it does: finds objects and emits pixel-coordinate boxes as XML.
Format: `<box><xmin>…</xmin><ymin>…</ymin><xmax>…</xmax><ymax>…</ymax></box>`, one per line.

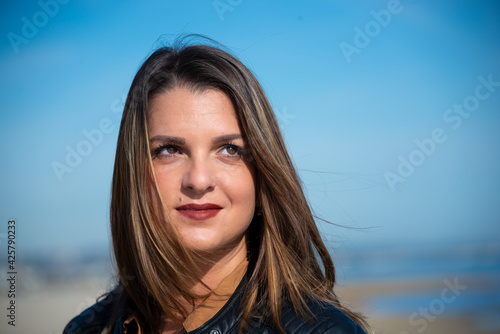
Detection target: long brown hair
<box><xmin>109</xmin><ymin>35</ymin><xmax>369</xmax><ymax>333</ymax></box>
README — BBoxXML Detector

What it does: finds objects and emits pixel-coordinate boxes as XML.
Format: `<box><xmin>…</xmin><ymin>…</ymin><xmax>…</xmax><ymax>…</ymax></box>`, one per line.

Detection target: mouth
<box><xmin>176</xmin><ymin>203</ymin><xmax>222</xmax><ymax>220</ymax></box>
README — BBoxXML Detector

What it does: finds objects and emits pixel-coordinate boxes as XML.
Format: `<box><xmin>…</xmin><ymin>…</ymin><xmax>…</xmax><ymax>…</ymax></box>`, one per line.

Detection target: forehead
<box><xmin>148</xmin><ymin>87</ymin><xmax>241</xmax><ymax>136</ymax></box>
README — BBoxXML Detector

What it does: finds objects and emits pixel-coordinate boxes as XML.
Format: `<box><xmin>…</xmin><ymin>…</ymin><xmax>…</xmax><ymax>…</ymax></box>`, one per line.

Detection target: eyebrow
<box><xmin>149</xmin><ymin>136</ymin><xmax>186</xmax><ymax>145</ymax></box>
<box><xmin>212</xmin><ymin>134</ymin><xmax>242</xmax><ymax>144</ymax></box>
<box><xmin>149</xmin><ymin>134</ymin><xmax>242</xmax><ymax>145</ymax></box>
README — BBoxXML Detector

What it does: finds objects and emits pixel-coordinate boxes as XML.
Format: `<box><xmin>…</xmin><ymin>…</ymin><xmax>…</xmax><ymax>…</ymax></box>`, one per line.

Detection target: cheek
<box><xmin>228</xmin><ymin>170</ymin><xmax>256</xmax><ymax>213</ymax></box>
<box><xmin>150</xmin><ymin>167</ymin><xmax>180</xmax><ymax>215</ymax></box>
<box><xmin>153</xmin><ymin>166</ymin><xmax>179</xmax><ymax>197</ymax></box>
<box><xmin>149</xmin><ymin>174</ymin><xmax>166</xmax><ymax>216</ymax></box>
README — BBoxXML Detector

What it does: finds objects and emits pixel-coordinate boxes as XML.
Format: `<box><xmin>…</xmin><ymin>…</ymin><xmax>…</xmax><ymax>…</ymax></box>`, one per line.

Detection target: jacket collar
<box><xmin>113</xmin><ymin>274</ymin><xmax>248</xmax><ymax>334</ymax></box>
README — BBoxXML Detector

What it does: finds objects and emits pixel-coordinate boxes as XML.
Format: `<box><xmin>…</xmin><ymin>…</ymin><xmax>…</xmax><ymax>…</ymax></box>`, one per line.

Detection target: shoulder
<box><xmin>279</xmin><ymin>300</ymin><xmax>367</xmax><ymax>334</ymax></box>
<box><xmin>247</xmin><ymin>299</ymin><xmax>366</xmax><ymax>334</ymax></box>
<box><xmin>63</xmin><ymin>292</ymin><xmax>119</xmax><ymax>334</ymax></box>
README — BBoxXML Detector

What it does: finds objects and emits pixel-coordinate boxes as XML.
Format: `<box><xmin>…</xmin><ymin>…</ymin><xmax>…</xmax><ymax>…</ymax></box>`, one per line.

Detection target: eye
<box><xmin>219</xmin><ymin>144</ymin><xmax>241</xmax><ymax>157</ymax></box>
<box><xmin>154</xmin><ymin>145</ymin><xmax>180</xmax><ymax>157</ymax></box>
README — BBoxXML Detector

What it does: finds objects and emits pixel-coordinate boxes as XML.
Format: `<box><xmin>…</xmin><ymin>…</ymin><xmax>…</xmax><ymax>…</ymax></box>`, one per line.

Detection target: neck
<box><xmin>162</xmin><ymin>237</ymin><xmax>248</xmax><ymax>332</ymax></box>
<box><xmin>191</xmin><ymin>237</ymin><xmax>248</xmax><ymax>295</ymax></box>
<box><xmin>161</xmin><ymin>318</ymin><xmax>185</xmax><ymax>334</ymax></box>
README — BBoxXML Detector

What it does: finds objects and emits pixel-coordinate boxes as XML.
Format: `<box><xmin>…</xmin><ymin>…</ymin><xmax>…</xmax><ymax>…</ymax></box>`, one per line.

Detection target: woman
<box><xmin>64</xmin><ymin>36</ymin><xmax>370</xmax><ymax>334</ymax></box>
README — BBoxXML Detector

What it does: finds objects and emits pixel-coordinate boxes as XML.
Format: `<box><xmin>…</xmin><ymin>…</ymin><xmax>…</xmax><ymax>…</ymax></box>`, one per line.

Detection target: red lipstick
<box><xmin>176</xmin><ymin>203</ymin><xmax>222</xmax><ymax>221</ymax></box>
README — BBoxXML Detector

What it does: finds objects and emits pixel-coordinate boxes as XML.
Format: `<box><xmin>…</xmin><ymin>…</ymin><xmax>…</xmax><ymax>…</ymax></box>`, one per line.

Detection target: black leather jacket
<box><xmin>64</xmin><ymin>276</ymin><xmax>366</xmax><ymax>334</ymax></box>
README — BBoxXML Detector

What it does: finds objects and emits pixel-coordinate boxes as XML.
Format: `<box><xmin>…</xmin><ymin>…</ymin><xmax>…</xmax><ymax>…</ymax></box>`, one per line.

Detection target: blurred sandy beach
<box><xmin>1</xmin><ymin>242</ymin><xmax>499</xmax><ymax>334</ymax></box>
<box><xmin>337</xmin><ymin>274</ymin><xmax>500</xmax><ymax>334</ymax></box>
<box><xmin>1</xmin><ymin>274</ymin><xmax>498</xmax><ymax>334</ymax></box>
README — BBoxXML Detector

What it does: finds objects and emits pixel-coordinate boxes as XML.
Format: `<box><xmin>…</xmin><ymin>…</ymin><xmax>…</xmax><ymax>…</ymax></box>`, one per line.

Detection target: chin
<box><xmin>180</xmin><ymin>232</ymin><xmax>244</xmax><ymax>255</ymax></box>
<box><xmin>179</xmin><ymin>230</ymin><xmax>219</xmax><ymax>251</ymax></box>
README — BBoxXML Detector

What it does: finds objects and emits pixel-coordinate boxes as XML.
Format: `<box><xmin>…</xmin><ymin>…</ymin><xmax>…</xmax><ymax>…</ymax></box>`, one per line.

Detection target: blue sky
<box><xmin>0</xmin><ymin>0</ymin><xmax>499</xmax><ymax>255</ymax></box>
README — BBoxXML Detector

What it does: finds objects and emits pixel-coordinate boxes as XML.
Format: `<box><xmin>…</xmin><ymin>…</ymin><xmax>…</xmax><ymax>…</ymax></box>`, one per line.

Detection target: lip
<box><xmin>176</xmin><ymin>203</ymin><xmax>222</xmax><ymax>221</ymax></box>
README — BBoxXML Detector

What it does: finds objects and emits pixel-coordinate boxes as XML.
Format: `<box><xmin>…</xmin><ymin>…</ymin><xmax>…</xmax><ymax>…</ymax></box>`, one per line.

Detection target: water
<box><xmin>333</xmin><ymin>241</ymin><xmax>500</xmax><ymax>331</ymax></box>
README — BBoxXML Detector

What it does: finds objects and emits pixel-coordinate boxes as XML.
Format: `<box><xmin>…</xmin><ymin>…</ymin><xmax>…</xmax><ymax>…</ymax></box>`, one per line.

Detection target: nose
<box><xmin>181</xmin><ymin>157</ymin><xmax>216</xmax><ymax>194</ymax></box>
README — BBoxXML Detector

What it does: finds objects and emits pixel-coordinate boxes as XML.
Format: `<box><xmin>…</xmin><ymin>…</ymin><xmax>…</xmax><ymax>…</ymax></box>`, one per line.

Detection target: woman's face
<box><xmin>148</xmin><ymin>87</ymin><xmax>256</xmax><ymax>256</ymax></box>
